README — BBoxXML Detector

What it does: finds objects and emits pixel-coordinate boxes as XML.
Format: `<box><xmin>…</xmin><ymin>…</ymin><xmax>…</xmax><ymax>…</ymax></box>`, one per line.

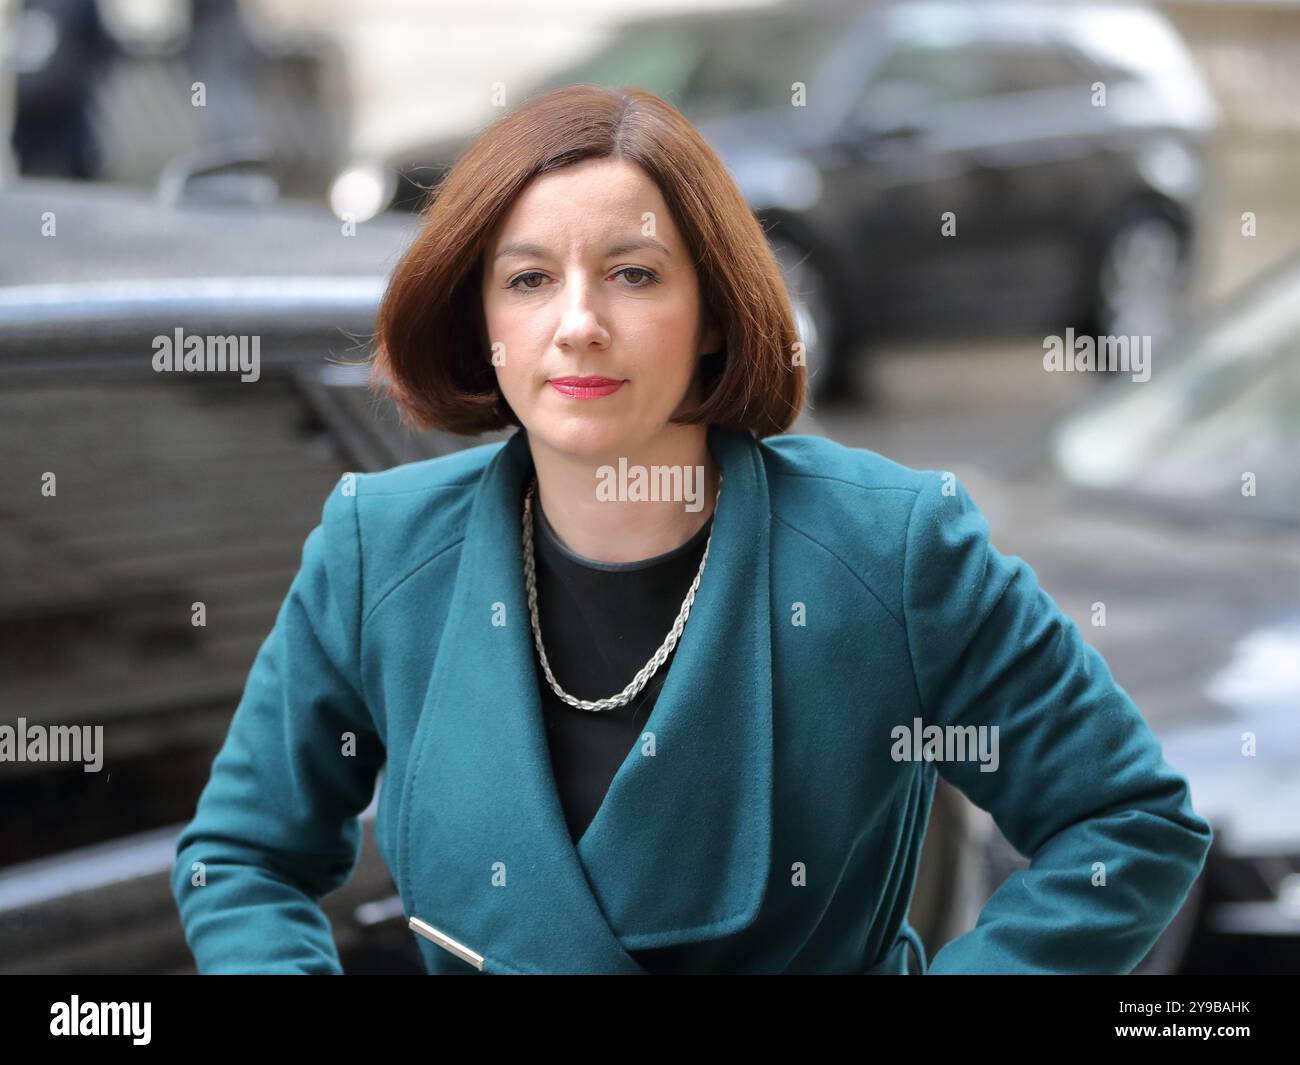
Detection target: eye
<box><xmin>505</xmin><ymin>271</ymin><xmax>548</xmax><ymax>292</ymax></box>
<box><xmin>614</xmin><ymin>266</ymin><xmax>660</xmax><ymax>288</ymax></box>
<box><xmin>504</xmin><ymin>267</ymin><xmax>661</xmax><ymax>293</ymax></box>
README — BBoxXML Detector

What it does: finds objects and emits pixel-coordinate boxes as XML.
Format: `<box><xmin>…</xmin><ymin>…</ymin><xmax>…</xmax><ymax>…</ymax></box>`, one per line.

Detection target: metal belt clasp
<box><xmin>408</xmin><ymin>916</ymin><xmax>486</xmax><ymax>971</ymax></box>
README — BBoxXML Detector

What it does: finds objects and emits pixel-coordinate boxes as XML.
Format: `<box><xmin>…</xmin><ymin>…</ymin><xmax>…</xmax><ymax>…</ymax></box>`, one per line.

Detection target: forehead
<box><xmin>487</xmin><ymin>157</ymin><xmax>682</xmax><ymax>249</ymax></box>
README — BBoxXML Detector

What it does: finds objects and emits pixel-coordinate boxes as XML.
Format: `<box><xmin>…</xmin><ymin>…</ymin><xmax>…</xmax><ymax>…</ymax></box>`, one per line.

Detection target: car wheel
<box><xmin>768</xmin><ymin>236</ymin><xmax>844</xmax><ymax>404</ymax></box>
<box><xmin>1092</xmin><ymin>205</ymin><xmax>1189</xmax><ymax>348</ymax></box>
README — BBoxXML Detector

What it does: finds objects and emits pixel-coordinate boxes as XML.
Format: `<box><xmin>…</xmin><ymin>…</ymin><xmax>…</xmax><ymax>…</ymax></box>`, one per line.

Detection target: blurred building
<box><xmin>3</xmin><ymin>0</ymin><xmax>351</xmax><ymax>196</ymax></box>
<box><xmin>1157</xmin><ymin>1</ymin><xmax>1300</xmax><ymax>296</ymax></box>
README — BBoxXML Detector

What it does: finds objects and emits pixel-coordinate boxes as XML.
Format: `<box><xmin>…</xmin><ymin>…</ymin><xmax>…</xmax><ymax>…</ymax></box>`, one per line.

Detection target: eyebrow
<box><xmin>492</xmin><ymin>236</ymin><xmax>672</xmax><ymax>263</ymax></box>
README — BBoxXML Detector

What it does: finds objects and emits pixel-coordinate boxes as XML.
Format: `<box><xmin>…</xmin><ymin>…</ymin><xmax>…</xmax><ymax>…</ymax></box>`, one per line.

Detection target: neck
<box><xmin>527</xmin><ymin>427</ymin><xmax>720</xmax><ymax>565</ymax></box>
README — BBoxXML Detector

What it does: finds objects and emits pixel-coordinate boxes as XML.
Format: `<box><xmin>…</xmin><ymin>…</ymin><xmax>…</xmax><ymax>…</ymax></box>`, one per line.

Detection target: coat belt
<box><xmin>411</xmin><ymin>913</ymin><xmax>929</xmax><ymax>975</ymax></box>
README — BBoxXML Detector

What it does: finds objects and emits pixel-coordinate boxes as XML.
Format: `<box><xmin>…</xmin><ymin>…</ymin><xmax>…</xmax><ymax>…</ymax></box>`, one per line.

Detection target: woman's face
<box><xmin>481</xmin><ymin>156</ymin><xmax>720</xmax><ymax>459</ymax></box>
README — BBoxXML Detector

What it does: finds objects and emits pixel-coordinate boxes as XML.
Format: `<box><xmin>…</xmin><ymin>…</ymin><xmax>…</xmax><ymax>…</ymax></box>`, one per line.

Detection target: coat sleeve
<box><xmin>171</xmin><ymin>479</ymin><xmax>385</xmax><ymax>974</ymax></box>
<box><xmin>901</xmin><ymin>470</ymin><xmax>1213</xmax><ymax>974</ymax></box>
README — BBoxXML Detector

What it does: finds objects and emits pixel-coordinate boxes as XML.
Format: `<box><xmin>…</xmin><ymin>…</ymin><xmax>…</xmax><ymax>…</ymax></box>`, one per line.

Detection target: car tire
<box><xmin>1085</xmin><ymin>202</ymin><xmax>1190</xmax><ymax>363</ymax></box>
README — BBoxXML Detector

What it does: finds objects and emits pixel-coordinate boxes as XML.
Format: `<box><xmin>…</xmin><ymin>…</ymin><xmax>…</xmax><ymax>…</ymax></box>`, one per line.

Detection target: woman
<box><xmin>171</xmin><ymin>85</ymin><xmax>1212</xmax><ymax>975</ymax></box>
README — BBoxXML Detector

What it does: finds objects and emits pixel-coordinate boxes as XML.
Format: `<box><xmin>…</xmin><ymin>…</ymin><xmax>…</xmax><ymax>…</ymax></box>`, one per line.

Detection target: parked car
<box><xmin>0</xmin><ymin>176</ymin><xmax>468</xmax><ymax>973</ymax></box>
<box><xmin>967</xmin><ymin>250</ymin><xmax>1300</xmax><ymax>974</ymax></box>
<box><xmin>334</xmin><ymin>0</ymin><xmax>1217</xmax><ymax>401</ymax></box>
<box><xmin>0</xmin><ymin>175</ymin><xmax>974</xmax><ymax>973</ymax></box>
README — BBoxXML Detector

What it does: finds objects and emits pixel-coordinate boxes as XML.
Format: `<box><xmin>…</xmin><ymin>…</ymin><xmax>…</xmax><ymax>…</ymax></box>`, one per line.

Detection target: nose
<box><xmin>554</xmin><ymin>273</ymin><xmax>610</xmax><ymax>352</ymax></box>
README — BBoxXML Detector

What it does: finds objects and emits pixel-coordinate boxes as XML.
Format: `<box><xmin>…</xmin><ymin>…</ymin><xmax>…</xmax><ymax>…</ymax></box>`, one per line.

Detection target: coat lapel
<box><xmin>399</xmin><ymin>424</ymin><xmax>773</xmax><ymax>974</ymax></box>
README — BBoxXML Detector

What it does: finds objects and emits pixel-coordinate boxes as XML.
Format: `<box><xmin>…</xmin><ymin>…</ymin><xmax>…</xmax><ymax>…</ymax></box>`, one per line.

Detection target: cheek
<box><xmin>493</xmin><ymin>349</ymin><xmax>530</xmax><ymax>398</ymax></box>
<box><xmin>485</xmin><ymin>298</ymin><xmax>550</xmax><ymax>356</ymax></box>
<box><xmin>481</xmin><ymin>292</ymin><xmax>507</xmax><ymax>345</ymax></box>
<box><xmin>483</xmin><ymin>298</ymin><xmax>526</xmax><ymax>380</ymax></box>
<box><xmin>654</xmin><ymin>303</ymin><xmax>703</xmax><ymax>378</ymax></box>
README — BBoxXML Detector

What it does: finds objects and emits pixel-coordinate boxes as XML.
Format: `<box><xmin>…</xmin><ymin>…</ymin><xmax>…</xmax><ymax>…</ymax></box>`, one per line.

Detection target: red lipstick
<box><xmin>548</xmin><ymin>376</ymin><xmax>625</xmax><ymax>399</ymax></box>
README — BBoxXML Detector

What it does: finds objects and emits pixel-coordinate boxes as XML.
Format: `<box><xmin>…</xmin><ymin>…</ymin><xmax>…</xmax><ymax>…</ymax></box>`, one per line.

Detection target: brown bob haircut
<box><xmin>371</xmin><ymin>84</ymin><xmax>804</xmax><ymax>439</ymax></box>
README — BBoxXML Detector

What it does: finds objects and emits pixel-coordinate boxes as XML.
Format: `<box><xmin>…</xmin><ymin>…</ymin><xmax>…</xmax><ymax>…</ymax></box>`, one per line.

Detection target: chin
<box><xmin>529</xmin><ymin>408</ymin><xmax>646</xmax><ymax>461</ymax></box>
<box><xmin>543</xmin><ymin>422</ymin><xmax>633</xmax><ymax>461</ymax></box>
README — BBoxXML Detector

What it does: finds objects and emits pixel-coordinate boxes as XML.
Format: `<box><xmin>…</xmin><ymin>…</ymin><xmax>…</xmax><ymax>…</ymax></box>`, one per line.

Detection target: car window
<box><xmin>535</xmin><ymin>14</ymin><xmax>851</xmax><ymax>120</ymax></box>
<box><xmin>979</xmin><ymin>41</ymin><xmax>1090</xmax><ymax>95</ymax></box>
<box><xmin>0</xmin><ymin>372</ymin><xmax>355</xmax><ymax>870</ymax></box>
<box><xmin>855</xmin><ymin>34</ymin><xmax>1087</xmax><ymax>123</ymax></box>
<box><xmin>1054</xmin><ymin>256</ymin><xmax>1300</xmax><ymax>515</ymax></box>
<box><xmin>675</xmin><ymin>16</ymin><xmax>850</xmax><ymax>118</ymax></box>
<box><xmin>855</xmin><ymin>40</ymin><xmax>989</xmax><ymax>118</ymax></box>
<box><xmin>536</xmin><ymin>23</ymin><xmax>702</xmax><ymax>103</ymax></box>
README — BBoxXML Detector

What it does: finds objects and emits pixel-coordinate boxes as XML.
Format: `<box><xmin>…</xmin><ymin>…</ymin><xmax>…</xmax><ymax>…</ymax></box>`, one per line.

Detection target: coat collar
<box><xmin>399</xmin><ymin>423</ymin><xmax>774</xmax><ymax>973</ymax></box>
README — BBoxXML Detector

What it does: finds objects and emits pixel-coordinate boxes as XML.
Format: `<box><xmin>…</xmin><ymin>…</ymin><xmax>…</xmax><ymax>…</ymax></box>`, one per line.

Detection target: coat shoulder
<box><xmin>352</xmin><ymin>438</ymin><xmax>507</xmax><ymax>498</ymax></box>
<box><xmin>759</xmin><ymin>432</ymin><xmax>938</xmax><ymax>532</ymax></box>
<box><xmin>758</xmin><ymin>433</ymin><xmax>944</xmax><ymax>620</ymax></box>
<box><xmin>319</xmin><ymin>438</ymin><xmax>507</xmax><ymax>621</ymax></box>
<box><xmin>760</xmin><ymin>432</ymin><xmax>934</xmax><ymax>496</ymax></box>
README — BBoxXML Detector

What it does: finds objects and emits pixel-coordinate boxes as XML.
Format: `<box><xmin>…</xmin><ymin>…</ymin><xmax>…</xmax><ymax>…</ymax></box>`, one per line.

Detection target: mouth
<box><xmin>548</xmin><ymin>376</ymin><xmax>626</xmax><ymax>399</ymax></box>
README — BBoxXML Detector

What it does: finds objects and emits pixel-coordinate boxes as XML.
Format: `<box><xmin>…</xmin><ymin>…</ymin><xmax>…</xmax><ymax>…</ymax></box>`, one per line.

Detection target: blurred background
<box><xmin>0</xmin><ymin>0</ymin><xmax>1296</xmax><ymax>975</ymax></box>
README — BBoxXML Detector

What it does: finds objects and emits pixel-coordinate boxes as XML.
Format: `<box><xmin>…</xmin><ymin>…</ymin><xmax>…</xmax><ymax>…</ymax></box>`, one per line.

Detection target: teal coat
<box><xmin>171</xmin><ymin>424</ymin><xmax>1213</xmax><ymax>974</ymax></box>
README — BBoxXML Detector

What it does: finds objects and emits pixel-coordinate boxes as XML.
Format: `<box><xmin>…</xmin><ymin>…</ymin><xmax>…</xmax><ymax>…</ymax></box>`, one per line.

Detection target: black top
<box><xmin>529</xmin><ymin>491</ymin><xmax>717</xmax><ymax>974</ymax></box>
<box><xmin>530</xmin><ymin>491</ymin><xmax>713</xmax><ymax>847</ymax></box>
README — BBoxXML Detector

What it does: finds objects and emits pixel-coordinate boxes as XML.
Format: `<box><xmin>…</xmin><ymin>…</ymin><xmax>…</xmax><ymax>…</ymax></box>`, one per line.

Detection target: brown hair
<box><xmin>371</xmin><ymin>84</ymin><xmax>804</xmax><ymax>439</ymax></box>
